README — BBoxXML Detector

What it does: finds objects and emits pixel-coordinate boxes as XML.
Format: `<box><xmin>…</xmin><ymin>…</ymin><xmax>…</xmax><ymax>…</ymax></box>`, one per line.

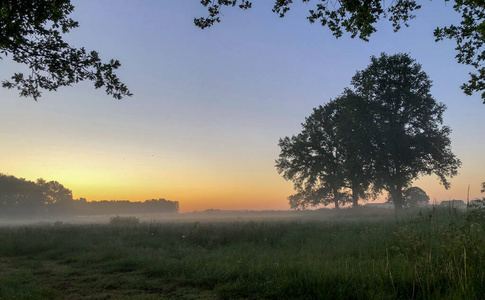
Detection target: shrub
<box><xmin>109</xmin><ymin>215</ymin><xmax>140</xmax><ymax>226</ymax></box>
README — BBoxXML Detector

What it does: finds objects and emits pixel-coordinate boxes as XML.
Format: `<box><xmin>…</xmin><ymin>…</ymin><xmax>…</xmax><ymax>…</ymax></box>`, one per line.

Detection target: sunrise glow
<box><xmin>1</xmin><ymin>1</ymin><xmax>483</xmax><ymax>212</ymax></box>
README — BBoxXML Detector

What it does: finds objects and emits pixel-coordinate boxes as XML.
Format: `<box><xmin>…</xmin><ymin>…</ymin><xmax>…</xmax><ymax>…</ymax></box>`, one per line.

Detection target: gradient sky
<box><xmin>1</xmin><ymin>1</ymin><xmax>484</xmax><ymax>212</ymax></box>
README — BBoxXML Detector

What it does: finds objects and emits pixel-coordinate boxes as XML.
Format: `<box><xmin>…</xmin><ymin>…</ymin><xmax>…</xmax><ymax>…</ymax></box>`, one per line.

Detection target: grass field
<box><xmin>0</xmin><ymin>206</ymin><xmax>484</xmax><ymax>299</ymax></box>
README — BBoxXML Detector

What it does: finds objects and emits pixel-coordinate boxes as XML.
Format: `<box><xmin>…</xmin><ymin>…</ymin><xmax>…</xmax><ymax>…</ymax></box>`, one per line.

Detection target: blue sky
<box><xmin>0</xmin><ymin>1</ymin><xmax>483</xmax><ymax>211</ymax></box>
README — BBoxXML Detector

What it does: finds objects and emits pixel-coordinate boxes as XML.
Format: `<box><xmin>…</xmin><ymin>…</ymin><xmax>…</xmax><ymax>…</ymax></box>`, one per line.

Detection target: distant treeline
<box><xmin>73</xmin><ymin>199</ymin><xmax>179</xmax><ymax>215</ymax></box>
<box><xmin>0</xmin><ymin>173</ymin><xmax>179</xmax><ymax>216</ymax></box>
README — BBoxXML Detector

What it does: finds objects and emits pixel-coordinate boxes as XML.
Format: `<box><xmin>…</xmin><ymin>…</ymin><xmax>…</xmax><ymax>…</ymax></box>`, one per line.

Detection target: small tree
<box><xmin>389</xmin><ymin>186</ymin><xmax>430</xmax><ymax>208</ymax></box>
<box><xmin>404</xmin><ymin>187</ymin><xmax>430</xmax><ymax>207</ymax></box>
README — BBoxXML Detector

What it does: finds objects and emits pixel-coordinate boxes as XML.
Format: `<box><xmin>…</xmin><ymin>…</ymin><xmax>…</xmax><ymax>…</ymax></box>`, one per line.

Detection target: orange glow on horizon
<box><xmin>4</xmin><ymin>165</ymin><xmax>481</xmax><ymax>213</ymax></box>
<box><xmin>1</xmin><ymin>139</ymin><xmax>483</xmax><ymax>213</ymax></box>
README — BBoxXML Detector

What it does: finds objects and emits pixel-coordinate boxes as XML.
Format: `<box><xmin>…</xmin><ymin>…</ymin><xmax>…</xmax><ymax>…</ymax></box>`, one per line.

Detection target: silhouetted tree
<box><xmin>287</xmin><ymin>193</ymin><xmax>307</xmax><ymax>210</ymax></box>
<box><xmin>36</xmin><ymin>178</ymin><xmax>74</xmax><ymax>213</ymax></box>
<box><xmin>0</xmin><ymin>173</ymin><xmax>46</xmax><ymax>215</ymax></box>
<box><xmin>276</xmin><ymin>100</ymin><xmax>350</xmax><ymax>209</ymax></box>
<box><xmin>196</xmin><ymin>0</ymin><xmax>485</xmax><ymax>102</ymax></box>
<box><xmin>277</xmin><ymin>91</ymin><xmax>375</xmax><ymax>209</ymax></box>
<box><xmin>353</xmin><ymin>53</ymin><xmax>461</xmax><ymax>210</ymax></box>
<box><xmin>333</xmin><ymin>90</ymin><xmax>375</xmax><ymax>207</ymax></box>
<box><xmin>1</xmin><ymin>0</ymin><xmax>131</xmax><ymax>100</ymax></box>
<box><xmin>388</xmin><ymin>186</ymin><xmax>430</xmax><ymax>207</ymax></box>
<box><xmin>36</xmin><ymin>179</ymin><xmax>73</xmax><ymax>204</ymax></box>
<box><xmin>404</xmin><ymin>187</ymin><xmax>430</xmax><ymax>207</ymax></box>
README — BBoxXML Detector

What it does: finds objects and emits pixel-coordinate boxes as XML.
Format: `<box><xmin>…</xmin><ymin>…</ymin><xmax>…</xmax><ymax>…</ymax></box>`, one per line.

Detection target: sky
<box><xmin>1</xmin><ymin>1</ymin><xmax>484</xmax><ymax>212</ymax></box>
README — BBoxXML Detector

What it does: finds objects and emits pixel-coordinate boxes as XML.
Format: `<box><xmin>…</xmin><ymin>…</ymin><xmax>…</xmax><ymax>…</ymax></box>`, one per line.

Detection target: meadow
<box><xmin>0</xmin><ymin>207</ymin><xmax>484</xmax><ymax>299</ymax></box>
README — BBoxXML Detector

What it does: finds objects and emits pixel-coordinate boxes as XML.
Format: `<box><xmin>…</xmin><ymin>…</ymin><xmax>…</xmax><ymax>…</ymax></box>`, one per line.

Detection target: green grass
<box><xmin>0</xmin><ymin>207</ymin><xmax>484</xmax><ymax>299</ymax></box>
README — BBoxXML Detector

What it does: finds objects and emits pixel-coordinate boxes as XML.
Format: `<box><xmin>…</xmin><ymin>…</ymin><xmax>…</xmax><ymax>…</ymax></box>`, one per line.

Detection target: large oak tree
<box><xmin>353</xmin><ymin>53</ymin><xmax>461</xmax><ymax>210</ymax></box>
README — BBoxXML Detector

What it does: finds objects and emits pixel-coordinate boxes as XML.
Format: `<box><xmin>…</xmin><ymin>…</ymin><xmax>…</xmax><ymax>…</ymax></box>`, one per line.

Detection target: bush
<box><xmin>109</xmin><ymin>215</ymin><xmax>140</xmax><ymax>226</ymax></box>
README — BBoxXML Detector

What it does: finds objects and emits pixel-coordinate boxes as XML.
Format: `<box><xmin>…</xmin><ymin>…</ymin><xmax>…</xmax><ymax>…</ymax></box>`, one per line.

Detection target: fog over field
<box><xmin>0</xmin><ymin>207</ymin><xmax>399</xmax><ymax>226</ymax></box>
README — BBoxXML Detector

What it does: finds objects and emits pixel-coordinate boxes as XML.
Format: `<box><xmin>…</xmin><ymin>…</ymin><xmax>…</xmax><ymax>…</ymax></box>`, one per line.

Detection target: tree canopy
<box><xmin>276</xmin><ymin>90</ymin><xmax>374</xmax><ymax>209</ymax></box>
<box><xmin>0</xmin><ymin>0</ymin><xmax>132</xmax><ymax>100</ymax></box>
<box><xmin>0</xmin><ymin>173</ymin><xmax>45</xmax><ymax>215</ymax></box>
<box><xmin>403</xmin><ymin>187</ymin><xmax>430</xmax><ymax>207</ymax></box>
<box><xmin>196</xmin><ymin>0</ymin><xmax>485</xmax><ymax>103</ymax></box>
<box><xmin>332</xmin><ymin>90</ymin><xmax>375</xmax><ymax>207</ymax></box>
<box><xmin>352</xmin><ymin>53</ymin><xmax>461</xmax><ymax>209</ymax></box>
<box><xmin>36</xmin><ymin>178</ymin><xmax>73</xmax><ymax>205</ymax></box>
<box><xmin>276</xmin><ymin>100</ymin><xmax>349</xmax><ymax>209</ymax></box>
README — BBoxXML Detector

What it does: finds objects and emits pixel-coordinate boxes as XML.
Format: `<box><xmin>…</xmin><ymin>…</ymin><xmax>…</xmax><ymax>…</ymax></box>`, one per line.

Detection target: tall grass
<box><xmin>0</xmin><ymin>207</ymin><xmax>484</xmax><ymax>299</ymax></box>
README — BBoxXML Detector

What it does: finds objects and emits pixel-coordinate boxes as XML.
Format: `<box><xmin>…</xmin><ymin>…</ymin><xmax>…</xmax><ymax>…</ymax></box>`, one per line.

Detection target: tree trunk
<box><xmin>391</xmin><ymin>183</ymin><xmax>404</xmax><ymax>211</ymax></box>
<box><xmin>333</xmin><ymin>188</ymin><xmax>340</xmax><ymax>209</ymax></box>
<box><xmin>352</xmin><ymin>185</ymin><xmax>359</xmax><ymax>208</ymax></box>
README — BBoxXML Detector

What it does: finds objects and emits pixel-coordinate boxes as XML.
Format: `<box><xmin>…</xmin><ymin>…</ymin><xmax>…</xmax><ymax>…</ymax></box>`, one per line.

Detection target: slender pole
<box><xmin>467</xmin><ymin>184</ymin><xmax>470</xmax><ymax>206</ymax></box>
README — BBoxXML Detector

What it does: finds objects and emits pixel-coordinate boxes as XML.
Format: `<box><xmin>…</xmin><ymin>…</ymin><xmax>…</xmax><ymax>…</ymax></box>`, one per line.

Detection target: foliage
<box><xmin>35</xmin><ymin>178</ymin><xmax>73</xmax><ymax>205</ymax></box>
<box><xmin>277</xmin><ymin>90</ymin><xmax>375</xmax><ymax>209</ymax></box>
<box><xmin>352</xmin><ymin>53</ymin><xmax>461</xmax><ymax>209</ymax></box>
<box><xmin>0</xmin><ymin>173</ymin><xmax>75</xmax><ymax>215</ymax></box>
<box><xmin>196</xmin><ymin>0</ymin><xmax>421</xmax><ymax>40</ymax></box>
<box><xmin>388</xmin><ymin>186</ymin><xmax>430</xmax><ymax>207</ymax></box>
<box><xmin>434</xmin><ymin>0</ymin><xmax>485</xmax><ymax>102</ymax></box>
<box><xmin>333</xmin><ymin>90</ymin><xmax>375</xmax><ymax>207</ymax></box>
<box><xmin>403</xmin><ymin>186</ymin><xmax>430</xmax><ymax>207</ymax></box>
<box><xmin>0</xmin><ymin>173</ymin><xmax>46</xmax><ymax>215</ymax></box>
<box><xmin>482</xmin><ymin>181</ymin><xmax>485</xmax><ymax>193</ymax></box>
<box><xmin>109</xmin><ymin>215</ymin><xmax>140</xmax><ymax>226</ymax></box>
<box><xmin>196</xmin><ymin>0</ymin><xmax>485</xmax><ymax>102</ymax></box>
<box><xmin>0</xmin><ymin>0</ymin><xmax>131</xmax><ymax>100</ymax></box>
<box><xmin>1</xmin><ymin>208</ymin><xmax>485</xmax><ymax>299</ymax></box>
<box><xmin>276</xmin><ymin>100</ymin><xmax>350</xmax><ymax>209</ymax></box>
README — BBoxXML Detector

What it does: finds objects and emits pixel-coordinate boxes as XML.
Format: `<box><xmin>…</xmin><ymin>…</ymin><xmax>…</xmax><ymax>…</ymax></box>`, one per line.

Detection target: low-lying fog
<box><xmin>0</xmin><ymin>208</ymin><xmax>399</xmax><ymax>227</ymax></box>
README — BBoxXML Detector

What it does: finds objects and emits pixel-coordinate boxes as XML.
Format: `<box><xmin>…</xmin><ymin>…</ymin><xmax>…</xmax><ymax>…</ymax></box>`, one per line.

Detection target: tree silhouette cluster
<box><xmin>276</xmin><ymin>53</ymin><xmax>461</xmax><ymax>210</ymax></box>
<box><xmin>0</xmin><ymin>173</ymin><xmax>178</xmax><ymax>216</ymax></box>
